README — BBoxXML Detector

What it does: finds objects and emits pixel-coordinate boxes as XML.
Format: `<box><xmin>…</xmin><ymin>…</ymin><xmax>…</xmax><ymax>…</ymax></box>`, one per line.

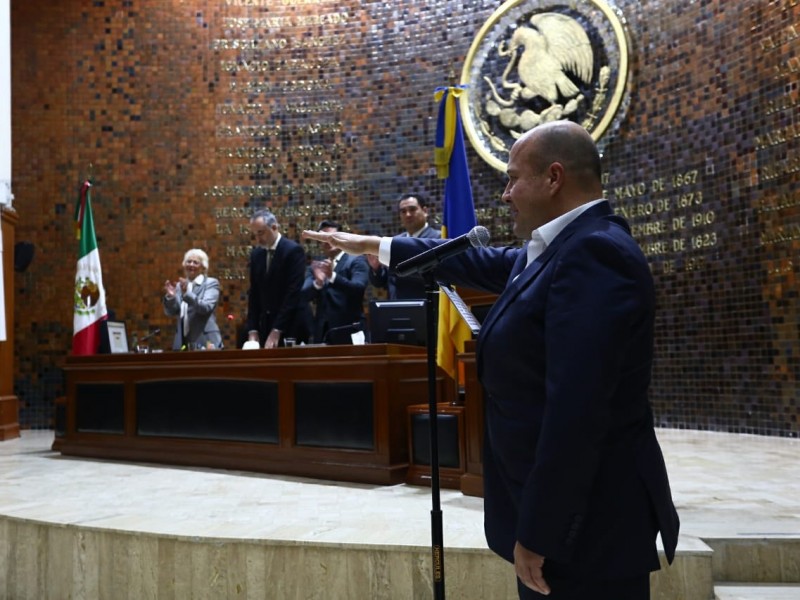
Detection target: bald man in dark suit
<box><xmin>302</xmin><ymin>121</ymin><xmax>679</xmax><ymax>599</ymax></box>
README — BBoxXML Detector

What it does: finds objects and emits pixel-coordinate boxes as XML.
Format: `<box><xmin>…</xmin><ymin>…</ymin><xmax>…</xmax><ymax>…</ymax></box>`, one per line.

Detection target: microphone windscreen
<box><xmin>467</xmin><ymin>226</ymin><xmax>490</xmax><ymax>248</ymax></box>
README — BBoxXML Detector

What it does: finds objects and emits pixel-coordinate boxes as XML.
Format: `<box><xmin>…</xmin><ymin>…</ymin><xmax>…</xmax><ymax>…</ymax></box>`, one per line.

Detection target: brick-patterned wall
<box><xmin>9</xmin><ymin>0</ymin><xmax>800</xmax><ymax>436</ymax></box>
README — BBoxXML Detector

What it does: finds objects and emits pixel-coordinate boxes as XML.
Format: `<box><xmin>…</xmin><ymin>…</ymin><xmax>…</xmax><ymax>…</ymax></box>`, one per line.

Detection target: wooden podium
<box><xmin>405</xmin><ymin>402</ymin><xmax>466</xmax><ymax>489</ymax></box>
<box><xmin>402</xmin><ymin>286</ymin><xmax>494</xmax><ymax>496</ymax></box>
<box><xmin>55</xmin><ymin>344</ymin><xmax>454</xmax><ymax>485</ymax></box>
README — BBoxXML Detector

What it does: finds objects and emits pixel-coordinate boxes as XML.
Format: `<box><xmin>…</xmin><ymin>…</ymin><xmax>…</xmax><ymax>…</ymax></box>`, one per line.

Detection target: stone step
<box><xmin>715</xmin><ymin>583</ymin><xmax>800</xmax><ymax>600</ymax></box>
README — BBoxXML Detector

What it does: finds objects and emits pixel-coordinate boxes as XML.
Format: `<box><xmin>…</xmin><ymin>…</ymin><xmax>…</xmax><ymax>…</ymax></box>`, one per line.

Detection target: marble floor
<box><xmin>1</xmin><ymin>429</ymin><xmax>799</xmax><ymax>599</ymax></box>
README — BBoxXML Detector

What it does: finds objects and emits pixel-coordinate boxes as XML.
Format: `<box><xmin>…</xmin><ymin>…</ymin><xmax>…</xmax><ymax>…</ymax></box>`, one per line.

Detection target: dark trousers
<box><xmin>517</xmin><ymin>574</ymin><xmax>650</xmax><ymax>600</ymax></box>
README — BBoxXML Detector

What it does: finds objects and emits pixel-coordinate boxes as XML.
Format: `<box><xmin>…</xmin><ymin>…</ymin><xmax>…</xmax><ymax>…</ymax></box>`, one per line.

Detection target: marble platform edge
<box><xmin>675</xmin><ymin>534</ymin><xmax>715</xmax><ymax>555</ymax></box>
<box><xmin>0</xmin><ymin>516</ymin><xmax>523</xmax><ymax>600</ymax></box>
<box><xmin>0</xmin><ymin>512</ymin><xmax>497</xmax><ymax>556</ymax></box>
<box><xmin>714</xmin><ymin>582</ymin><xmax>800</xmax><ymax>600</ymax></box>
<box><xmin>1</xmin><ymin>509</ymin><xmax>732</xmax><ymax>560</ymax></box>
<box><xmin>0</xmin><ymin>513</ymin><xmax>710</xmax><ymax>600</ymax></box>
<box><xmin>5</xmin><ymin>511</ymin><xmax>720</xmax><ymax>560</ymax></box>
<box><xmin>702</xmin><ymin>537</ymin><xmax>800</xmax><ymax>585</ymax></box>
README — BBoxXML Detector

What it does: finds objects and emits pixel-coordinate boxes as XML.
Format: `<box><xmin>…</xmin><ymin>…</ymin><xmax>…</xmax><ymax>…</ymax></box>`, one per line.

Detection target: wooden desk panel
<box><xmin>56</xmin><ymin>345</ymin><xmax>453</xmax><ymax>485</ymax></box>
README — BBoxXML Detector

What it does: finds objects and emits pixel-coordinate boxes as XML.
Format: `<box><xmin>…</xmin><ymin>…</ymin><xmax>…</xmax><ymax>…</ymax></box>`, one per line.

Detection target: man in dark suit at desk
<box><xmin>245</xmin><ymin>209</ymin><xmax>309</xmax><ymax>348</ymax></box>
<box><xmin>301</xmin><ymin>220</ymin><xmax>369</xmax><ymax>344</ymax></box>
<box><xmin>302</xmin><ymin>120</ymin><xmax>679</xmax><ymax>599</ymax></box>
<box><xmin>367</xmin><ymin>193</ymin><xmax>441</xmax><ymax>299</ymax></box>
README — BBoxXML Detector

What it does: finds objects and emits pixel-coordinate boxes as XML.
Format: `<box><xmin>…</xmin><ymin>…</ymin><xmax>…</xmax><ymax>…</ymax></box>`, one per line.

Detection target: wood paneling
<box><xmin>56</xmin><ymin>344</ymin><xmax>455</xmax><ymax>485</ymax></box>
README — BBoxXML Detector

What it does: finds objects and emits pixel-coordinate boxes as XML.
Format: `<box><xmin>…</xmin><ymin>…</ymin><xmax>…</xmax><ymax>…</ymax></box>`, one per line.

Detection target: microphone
<box><xmin>395</xmin><ymin>226</ymin><xmax>490</xmax><ymax>277</ymax></box>
<box><xmin>139</xmin><ymin>328</ymin><xmax>161</xmax><ymax>342</ymax></box>
<box><xmin>322</xmin><ymin>322</ymin><xmax>362</xmax><ymax>344</ymax></box>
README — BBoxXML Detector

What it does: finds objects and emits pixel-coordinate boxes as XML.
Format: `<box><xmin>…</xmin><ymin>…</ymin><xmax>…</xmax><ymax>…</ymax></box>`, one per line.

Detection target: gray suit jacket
<box><xmin>163</xmin><ymin>275</ymin><xmax>223</xmax><ymax>350</ymax></box>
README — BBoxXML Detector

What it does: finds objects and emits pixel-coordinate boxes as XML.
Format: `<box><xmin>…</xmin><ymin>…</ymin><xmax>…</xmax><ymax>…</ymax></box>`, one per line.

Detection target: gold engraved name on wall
<box><xmin>460</xmin><ymin>0</ymin><xmax>632</xmax><ymax>172</ymax></box>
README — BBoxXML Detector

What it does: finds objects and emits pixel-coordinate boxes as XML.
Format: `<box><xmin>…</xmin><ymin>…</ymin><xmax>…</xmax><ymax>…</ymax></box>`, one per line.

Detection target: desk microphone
<box><xmin>322</xmin><ymin>322</ymin><xmax>361</xmax><ymax>344</ymax></box>
<box><xmin>139</xmin><ymin>328</ymin><xmax>161</xmax><ymax>342</ymax></box>
<box><xmin>395</xmin><ymin>226</ymin><xmax>490</xmax><ymax>277</ymax></box>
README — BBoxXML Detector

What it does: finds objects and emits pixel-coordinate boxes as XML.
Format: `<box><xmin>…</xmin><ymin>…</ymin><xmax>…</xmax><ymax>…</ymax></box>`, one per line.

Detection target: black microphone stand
<box><xmin>421</xmin><ymin>269</ymin><xmax>445</xmax><ymax>600</ymax></box>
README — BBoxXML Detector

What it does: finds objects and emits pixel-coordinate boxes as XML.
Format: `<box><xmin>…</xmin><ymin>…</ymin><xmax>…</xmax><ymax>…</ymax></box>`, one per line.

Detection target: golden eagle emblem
<box><xmin>460</xmin><ymin>0</ymin><xmax>631</xmax><ymax>172</ymax></box>
<box><xmin>495</xmin><ymin>14</ymin><xmax>593</xmax><ymax>106</ymax></box>
<box><xmin>484</xmin><ymin>13</ymin><xmax>597</xmax><ymax>136</ymax></box>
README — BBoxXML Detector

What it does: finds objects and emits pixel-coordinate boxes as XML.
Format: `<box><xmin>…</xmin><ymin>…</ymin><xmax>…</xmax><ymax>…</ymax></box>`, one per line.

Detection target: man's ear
<box><xmin>547</xmin><ymin>162</ymin><xmax>565</xmax><ymax>191</ymax></box>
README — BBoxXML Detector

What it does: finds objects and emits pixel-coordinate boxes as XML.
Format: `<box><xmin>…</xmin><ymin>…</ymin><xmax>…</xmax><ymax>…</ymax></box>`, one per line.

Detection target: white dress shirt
<box><xmin>181</xmin><ymin>274</ymin><xmax>204</xmax><ymax>335</ymax></box>
<box><xmin>524</xmin><ymin>199</ymin><xmax>606</xmax><ymax>268</ymax></box>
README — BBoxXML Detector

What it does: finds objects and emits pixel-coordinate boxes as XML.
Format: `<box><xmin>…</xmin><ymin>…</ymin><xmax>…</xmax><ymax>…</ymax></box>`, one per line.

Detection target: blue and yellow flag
<box><xmin>434</xmin><ymin>86</ymin><xmax>477</xmax><ymax>381</ymax></box>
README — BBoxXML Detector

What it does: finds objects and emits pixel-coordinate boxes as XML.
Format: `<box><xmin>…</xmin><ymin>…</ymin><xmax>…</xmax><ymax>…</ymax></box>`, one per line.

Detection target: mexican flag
<box><xmin>72</xmin><ymin>180</ymin><xmax>107</xmax><ymax>355</ymax></box>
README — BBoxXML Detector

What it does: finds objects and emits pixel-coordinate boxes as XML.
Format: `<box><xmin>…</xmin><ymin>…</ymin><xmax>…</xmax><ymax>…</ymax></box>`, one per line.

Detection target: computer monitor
<box><xmin>368</xmin><ymin>299</ymin><xmax>427</xmax><ymax>346</ymax></box>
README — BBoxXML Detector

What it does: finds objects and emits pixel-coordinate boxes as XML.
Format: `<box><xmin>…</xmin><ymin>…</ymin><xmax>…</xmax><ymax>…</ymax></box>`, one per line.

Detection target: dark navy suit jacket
<box><xmin>301</xmin><ymin>253</ymin><xmax>369</xmax><ymax>343</ymax></box>
<box><xmin>390</xmin><ymin>202</ymin><xmax>679</xmax><ymax>580</ymax></box>
<box><xmin>245</xmin><ymin>236</ymin><xmax>310</xmax><ymax>344</ymax></box>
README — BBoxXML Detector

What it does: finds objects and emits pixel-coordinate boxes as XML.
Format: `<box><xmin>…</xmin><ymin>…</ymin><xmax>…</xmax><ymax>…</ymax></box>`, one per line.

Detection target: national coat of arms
<box><xmin>461</xmin><ymin>0</ymin><xmax>632</xmax><ymax>171</ymax></box>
